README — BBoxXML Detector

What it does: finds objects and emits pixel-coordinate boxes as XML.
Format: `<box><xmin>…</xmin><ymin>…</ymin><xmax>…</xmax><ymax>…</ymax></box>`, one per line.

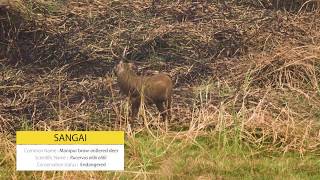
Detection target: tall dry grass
<box><xmin>0</xmin><ymin>1</ymin><xmax>319</xmax><ymax>174</ymax></box>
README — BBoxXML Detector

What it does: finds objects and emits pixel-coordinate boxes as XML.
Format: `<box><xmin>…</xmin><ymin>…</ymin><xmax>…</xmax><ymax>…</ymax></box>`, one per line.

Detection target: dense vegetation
<box><xmin>1</xmin><ymin>0</ymin><xmax>320</xmax><ymax>179</ymax></box>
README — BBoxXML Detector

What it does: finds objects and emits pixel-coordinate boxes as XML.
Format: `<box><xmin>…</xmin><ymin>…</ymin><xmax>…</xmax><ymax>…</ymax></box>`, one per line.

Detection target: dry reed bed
<box><xmin>0</xmin><ymin>0</ymin><xmax>319</xmax><ymax>153</ymax></box>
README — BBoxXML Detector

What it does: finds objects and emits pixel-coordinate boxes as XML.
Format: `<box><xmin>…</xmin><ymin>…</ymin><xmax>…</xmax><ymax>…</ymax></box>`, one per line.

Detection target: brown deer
<box><xmin>114</xmin><ymin>61</ymin><xmax>172</xmax><ymax>123</ymax></box>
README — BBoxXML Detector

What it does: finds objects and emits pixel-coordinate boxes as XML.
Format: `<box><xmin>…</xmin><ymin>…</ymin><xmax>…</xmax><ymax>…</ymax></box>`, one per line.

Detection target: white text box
<box><xmin>16</xmin><ymin>145</ymin><xmax>124</xmax><ymax>171</ymax></box>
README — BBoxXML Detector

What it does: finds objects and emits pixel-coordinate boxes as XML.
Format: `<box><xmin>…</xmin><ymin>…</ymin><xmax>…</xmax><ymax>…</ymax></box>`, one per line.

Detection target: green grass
<box><xmin>124</xmin><ymin>133</ymin><xmax>320</xmax><ymax>179</ymax></box>
<box><xmin>0</xmin><ymin>130</ymin><xmax>320</xmax><ymax>179</ymax></box>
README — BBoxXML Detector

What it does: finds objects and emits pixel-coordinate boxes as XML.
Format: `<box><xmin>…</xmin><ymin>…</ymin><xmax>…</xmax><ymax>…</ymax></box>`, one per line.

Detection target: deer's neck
<box><xmin>117</xmin><ymin>70</ymin><xmax>143</xmax><ymax>95</ymax></box>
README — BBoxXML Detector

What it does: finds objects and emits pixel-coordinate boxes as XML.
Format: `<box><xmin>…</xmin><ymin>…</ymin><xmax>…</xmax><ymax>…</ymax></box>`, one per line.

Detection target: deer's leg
<box><xmin>166</xmin><ymin>96</ymin><xmax>172</xmax><ymax>120</ymax></box>
<box><xmin>131</xmin><ymin>96</ymin><xmax>141</xmax><ymax>121</ymax></box>
<box><xmin>155</xmin><ymin>101</ymin><xmax>166</xmax><ymax>120</ymax></box>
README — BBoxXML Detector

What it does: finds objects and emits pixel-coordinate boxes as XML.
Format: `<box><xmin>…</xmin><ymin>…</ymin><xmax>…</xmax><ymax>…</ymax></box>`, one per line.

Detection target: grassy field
<box><xmin>1</xmin><ymin>0</ymin><xmax>320</xmax><ymax>179</ymax></box>
<box><xmin>1</xmin><ymin>130</ymin><xmax>320</xmax><ymax>179</ymax></box>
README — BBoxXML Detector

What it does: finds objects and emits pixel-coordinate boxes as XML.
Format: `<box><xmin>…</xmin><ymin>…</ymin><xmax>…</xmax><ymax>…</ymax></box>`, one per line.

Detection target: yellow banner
<box><xmin>16</xmin><ymin>131</ymin><xmax>124</xmax><ymax>145</ymax></box>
